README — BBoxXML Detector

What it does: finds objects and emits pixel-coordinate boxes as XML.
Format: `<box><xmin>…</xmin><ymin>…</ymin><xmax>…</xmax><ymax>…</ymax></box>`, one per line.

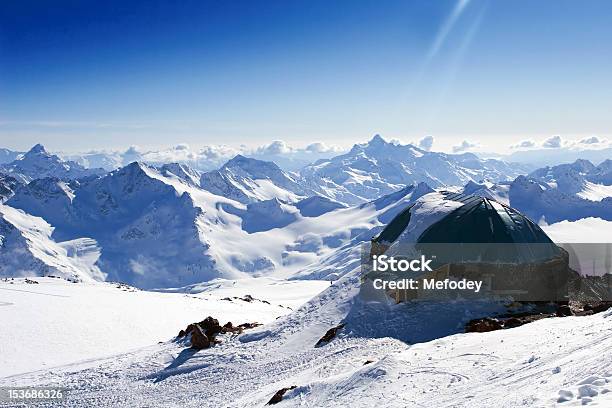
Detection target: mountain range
<box><xmin>459</xmin><ymin>159</ymin><xmax>612</xmax><ymax>224</ymax></box>
<box><xmin>0</xmin><ymin>144</ymin><xmax>105</xmax><ymax>183</ymax></box>
<box><xmin>0</xmin><ymin>138</ymin><xmax>610</xmax><ymax>288</ymax></box>
<box><xmin>300</xmin><ymin>135</ymin><xmax>530</xmax><ymax>205</ymax></box>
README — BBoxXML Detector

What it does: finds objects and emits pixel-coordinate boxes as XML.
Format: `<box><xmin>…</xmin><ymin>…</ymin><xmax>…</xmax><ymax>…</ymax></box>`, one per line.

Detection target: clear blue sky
<box><xmin>1</xmin><ymin>0</ymin><xmax>611</xmax><ymax>152</ymax></box>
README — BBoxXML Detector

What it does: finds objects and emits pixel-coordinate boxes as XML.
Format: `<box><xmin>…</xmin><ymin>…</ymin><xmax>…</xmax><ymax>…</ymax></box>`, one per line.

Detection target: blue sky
<box><xmin>1</xmin><ymin>0</ymin><xmax>611</xmax><ymax>153</ymax></box>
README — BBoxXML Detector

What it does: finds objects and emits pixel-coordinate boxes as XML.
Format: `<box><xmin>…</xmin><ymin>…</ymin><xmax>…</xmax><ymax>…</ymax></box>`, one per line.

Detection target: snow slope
<box><xmin>200</xmin><ymin>155</ymin><xmax>308</xmax><ymax>204</ymax></box>
<box><xmin>577</xmin><ymin>182</ymin><xmax>612</xmax><ymax>202</ymax></box>
<box><xmin>0</xmin><ymin>173</ymin><xmax>20</xmax><ymax>202</ymax></box>
<box><xmin>543</xmin><ymin>218</ymin><xmax>612</xmax><ymax>243</ymax></box>
<box><xmin>0</xmin><ymin>148</ymin><xmax>21</xmax><ymax>164</ymax></box>
<box><xmin>0</xmin><ymin>205</ymin><xmax>104</xmax><ymax>282</ymax></box>
<box><xmin>2</xmin><ymin>269</ymin><xmax>610</xmax><ymax>407</ymax></box>
<box><xmin>0</xmin><ymin>277</ymin><xmax>328</xmax><ymax>377</ymax></box>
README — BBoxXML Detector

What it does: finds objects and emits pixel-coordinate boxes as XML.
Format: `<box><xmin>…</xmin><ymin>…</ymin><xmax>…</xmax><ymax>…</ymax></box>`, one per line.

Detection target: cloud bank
<box><xmin>452</xmin><ymin>140</ymin><xmax>478</xmax><ymax>153</ymax></box>
<box><xmin>418</xmin><ymin>135</ymin><xmax>434</xmax><ymax>151</ymax></box>
<box><xmin>64</xmin><ymin>140</ymin><xmax>345</xmax><ymax>172</ymax></box>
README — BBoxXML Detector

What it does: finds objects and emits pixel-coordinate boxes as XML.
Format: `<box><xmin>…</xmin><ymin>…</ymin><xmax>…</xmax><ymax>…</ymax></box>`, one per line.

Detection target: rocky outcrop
<box><xmin>190</xmin><ymin>325</ymin><xmax>210</xmax><ymax>349</ymax></box>
<box><xmin>466</xmin><ymin>301</ymin><xmax>612</xmax><ymax>333</ymax></box>
<box><xmin>465</xmin><ymin>317</ymin><xmax>503</xmax><ymax>333</ymax></box>
<box><xmin>315</xmin><ymin>323</ymin><xmax>345</xmax><ymax>347</ymax></box>
<box><xmin>177</xmin><ymin>316</ymin><xmax>262</xmax><ymax>349</ymax></box>
<box><xmin>267</xmin><ymin>385</ymin><xmax>297</xmax><ymax>405</ymax></box>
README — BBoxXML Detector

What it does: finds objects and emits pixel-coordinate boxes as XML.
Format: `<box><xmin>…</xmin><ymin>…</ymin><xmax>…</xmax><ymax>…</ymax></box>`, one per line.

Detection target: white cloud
<box><xmin>305</xmin><ymin>142</ymin><xmax>339</xmax><ymax>153</ymax></box>
<box><xmin>452</xmin><ymin>140</ymin><xmax>478</xmax><ymax>153</ymax></box>
<box><xmin>510</xmin><ymin>139</ymin><xmax>536</xmax><ymax>149</ymax></box>
<box><xmin>124</xmin><ymin>145</ymin><xmax>141</xmax><ymax>155</ymax></box>
<box><xmin>255</xmin><ymin>140</ymin><xmax>293</xmax><ymax>155</ymax></box>
<box><xmin>197</xmin><ymin>145</ymin><xmax>239</xmax><ymax>160</ymax></box>
<box><xmin>82</xmin><ymin>139</ymin><xmax>346</xmax><ymax>171</ymax></box>
<box><xmin>418</xmin><ymin>135</ymin><xmax>434</xmax><ymax>151</ymax></box>
<box><xmin>542</xmin><ymin>135</ymin><xmax>563</xmax><ymax>148</ymax></box>
<box><xmin>578</xmin><ymin>136</ymin><xmax>602</xmax><ymax>145</ymax></box>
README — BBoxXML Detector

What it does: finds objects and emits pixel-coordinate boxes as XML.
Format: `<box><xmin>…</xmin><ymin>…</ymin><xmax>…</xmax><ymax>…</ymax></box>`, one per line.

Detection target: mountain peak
<box><xmin>369</xmin><ymin>134</ymin><xmax>387</xmax><ymax>146</ymax></box>
<box><xmin>225</xmin><ymin>154</ymin><xmax>249</xmax><ymax>164</ymax></box>
<box><xmin>222</xmin><ymin>154</ymin><xmax>281</xmax><ymax>172</ymax></box>
<box><xmin>26</xmin><ymin>144</ymin><xmax>48</xmax><ymax>156</ymax></box>
<box><xmin>571</xmin><ymin>159</ymin><xmax>595</xmax><ymax>172</ymax></box>
<box><xmin>348</xmin><ymin>134</ymin><xmax>389</xmax><ymax>155</ymax></box>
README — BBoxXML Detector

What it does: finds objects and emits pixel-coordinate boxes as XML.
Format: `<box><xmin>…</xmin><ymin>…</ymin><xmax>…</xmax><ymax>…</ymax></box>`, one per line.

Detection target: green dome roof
<box><xmin>373</xmin><ymin>192</ymin><xmax>561</xmax><ymax>264</ymax></box>
<box><xmin>417</xmin><ymin>192</ymin><xmax>553</xmax><ymax>244</ymax></box>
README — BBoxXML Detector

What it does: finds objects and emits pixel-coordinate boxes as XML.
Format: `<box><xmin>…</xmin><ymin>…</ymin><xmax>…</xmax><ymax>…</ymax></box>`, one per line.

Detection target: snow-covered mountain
<box><xmin>0</xmin><ymin>148</ymin><xmax>21</xmax><ymax>164</ymax></box>
<box><xmin>4</xmin><ymin>154</ymin><xmax>437</xmax><ymax>287</ymax></box>
<box><xmin>503</xmin><ymin>159</ymin><xmax>612</xmax><ymax>224</ymax></box>
<box><xmin>461</xmin><ymin>180</ymin><xmax>511</xmax><ymax>205</ymax></box>
<box><xmin>0</xmin><ymin>144</ymin><xmax>106</xmax><ymax>183</ymax></box>
<box><xmin>224</xmin><ymin>198</ymin><xmax>300</xmax><ymax>233</ymax></box>
<box><xmin>504</xmin><ymin>146</ymin><xmax>612</xmax><ymax>168</ymax></box>
<box><xmin>0</xmin><ymin>205</ymin><xmax>104</xmax><ymax>281</ymax></box>
<box><xmin>299</xmin><ymin>135</ymin><xmax>529</xmax><ymax>205</ymax></box>
<box><xmin>460</xmin><ymin>159</ymin><xmax>612</xmax><ymax>224</ymax></box>
<box><xmin>200</xmin><ymin>155</ymin><xmax>309</xmax><ymax>204</ymax></box>
<box><xmin>159</xmin><ymin>162</ymin><xmax>202</xmax><ymax>187</ymax></box>
<box><xmin>8</xmin><ymin>162</ymin><xmax>226</xmax><ymax>288</ymax></box>
<box><xmin>295</xmin><ymin>195</ymin><xmax>346</xmax><ymax>217</ymax></box>
<box><xmin>527</xmin><ymin>159</ymin><xmax>612</xmax><ymax>200</ymax></box>
<box><xmin>0</xmin><ymin>141</ymin><xmax>608</xmax><ymax>288</ymax></box>
<box><xmin>3</xmin><ymin>160</ymin><xmax>327</xmax><ymax>286</ymax></box>
<box><xmin>0</xmin><ymin>173</ymin><xmax>21</xmax><ymax>202</ymax></box>
<box><xmin>590</xmin><ymin>159</ymin><xmax>612</xmax><ymax>185</ymax></box>
<box><xmin>6</xmin><ymin>177</ymin><xmax>76</xmax><ymax>227</ymax></box>
<box><xmin>509</xmin><ymin>175</ymin><xmax>612</xmax><ymax>224</ymax></box>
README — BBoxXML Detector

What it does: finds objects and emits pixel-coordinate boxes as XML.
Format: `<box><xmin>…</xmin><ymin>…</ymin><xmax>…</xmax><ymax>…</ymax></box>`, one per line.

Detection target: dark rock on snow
<box><xmin>177</xmin><ymin>316</ymin><xmax>262</xmax><ymax>349</ymax></box>
<box><xmin>267</xmin><ymin>385</ymin><xmax>297</xmax><ymax>405</ymax></box>
<box><xmin>315</xmin><ymin>323</ymin><xmax>345</xmax><ymax>347</ymax></box>
<box><xmin>465</xmin><ymin>318</ymin><xmax>503</xmax><ymax>333</ymax></box>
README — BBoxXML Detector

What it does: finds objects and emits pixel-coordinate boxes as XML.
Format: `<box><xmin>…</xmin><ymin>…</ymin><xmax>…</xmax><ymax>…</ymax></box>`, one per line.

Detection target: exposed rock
<box><xmin>315</xmin><ymin>323</ymin><xmax>345</xmax><ymax>347</ymax></box>
<box><xmin>465</xmin><ymin>318</ymin><xmax>503</xmax><ymax>333</ymax></box>
<box><xmin>221</xmin><ymin>295</ymin><xmax>270</xmax><ymax>304</ymax></box>
<box><xmin>199</xmin><ymin>316</ymin><xmax>222</xmax><ymax>338</ymax></box>
<box><xmin>556</xmin><ymin>304</ymin><xmax>573</xmax><ymax>317</ymax></box>
<box><xmin>502</xmin><ymin>317</ymin><xmax>523</xmax><ymax>329</ymax></box>
<box><xmin>583</xmin><ymin>301</ymin><xmax>612</xmax><ymax>314</ymax></box>
<box><xmin>504</xmin><ymin>314</ymin><xmax>552</xmax><ymax>328</ymax></box>
<box><xmin>177</xmin><ymin>316</ymin><xmax>262</xmax><ymax>349</ymax></box>
<box><xmin>267</xmin><ymin>385</ymin><xmax>297</xmax><ymax>405</ymax></box>
<box><xmin>237</xmin><ymin>322</ymin><xmax>262</xmax><ymax>330</ymax></box>
<box><xmin>190</xmin><ymin>325</ymin><xmax>210</xmax><ymax>350</ymax></box>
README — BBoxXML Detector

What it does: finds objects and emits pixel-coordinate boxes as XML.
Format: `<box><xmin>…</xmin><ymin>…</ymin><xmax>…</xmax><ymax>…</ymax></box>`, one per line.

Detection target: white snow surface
<box><xmin>1</xmin><ymin>271</ymin><xmax>611</xmax><ymax>407</ymax></box>
<box><xmin>542</xmin><ymin>217</ymin><xmax>612</xmax><ymax>243</ymax></box>
<box><xmin>577</xmin><ymin>181</ymin><xmax>612</xmax><ymax>202</ymax></box>
<box><xmin>0</xmin><ymin>205</ymin><xmax>104</xmax><ymax>281</ymax></box>
<box><xmin>0</xmin><ymin>277</ymin><xmax>328</xmax><ymax>377</ymax></box>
